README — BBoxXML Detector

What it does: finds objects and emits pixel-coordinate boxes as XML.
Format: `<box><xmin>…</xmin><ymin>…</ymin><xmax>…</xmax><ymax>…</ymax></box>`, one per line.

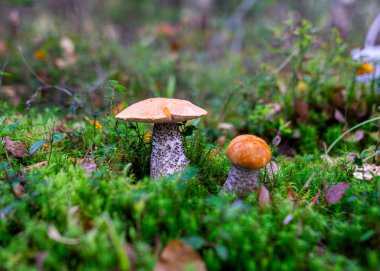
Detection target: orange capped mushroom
<box><xmin>226</xmin><ymin>135</ymin><xmax>271</xmax><ymax>170</ymax></box>
<box><xmin>222</xmin><ymin>135</ymin><xmax>272</xmax><ymax>197</ymax></box>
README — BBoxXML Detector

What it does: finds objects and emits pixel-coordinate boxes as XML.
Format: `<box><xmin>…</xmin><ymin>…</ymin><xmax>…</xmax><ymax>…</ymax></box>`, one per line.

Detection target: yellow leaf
<box><xmin>33</xmin><ymin>49</ymin><xmax>48</xmax><ymax>61</ymax></box>
<box><xmin>295</xmin><ymin>80</ymin><xmax>308</xmax><ymax>93</ymax></box>
<box><xmin>87</xmin><ymin>119</ymin><xmax>102</xmax><ymax>130</ymax></box>
<box><xmin>143</xmin><ymin>131</ymin><xmax>153</xmax><ymax>144</ymax></box>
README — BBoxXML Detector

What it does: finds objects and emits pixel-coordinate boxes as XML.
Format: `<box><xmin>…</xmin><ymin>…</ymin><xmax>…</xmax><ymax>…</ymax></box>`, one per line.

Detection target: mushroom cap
<box><xmin>226</xmin><ymin>135</ymin><xmax>272</xmax><ymax>170</ymax></box>
<box><xmin>115</xmin><ymin>98</ymin><xmax>207</xmax><ymax>123</ymax></box>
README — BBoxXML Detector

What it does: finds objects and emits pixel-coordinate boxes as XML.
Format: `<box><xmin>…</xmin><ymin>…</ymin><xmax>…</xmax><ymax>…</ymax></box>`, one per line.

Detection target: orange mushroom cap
<box><xmin>226</xmin><ymin>135</ymin><xmax>272</xmax><ymax>170</ymax></box>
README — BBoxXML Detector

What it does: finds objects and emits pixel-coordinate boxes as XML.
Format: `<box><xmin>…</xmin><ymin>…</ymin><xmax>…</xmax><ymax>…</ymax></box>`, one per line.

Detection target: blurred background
<box><xmin>1</xmin><ymin>0</ymin><xmax>380</xmax><ymax>154</ymax></box>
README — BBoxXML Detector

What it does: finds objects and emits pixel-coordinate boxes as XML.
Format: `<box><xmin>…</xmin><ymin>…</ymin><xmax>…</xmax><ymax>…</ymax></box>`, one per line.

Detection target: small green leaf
<box><xmin>52</xmin><ymin>133</ymin><xmax>65</xmax><ymax>143</ymax></box>
<box><xmin>215</xmin><ymin>244</ymin><xmax>228</xmax><ymax>260</ymax></box>
<box><xmin>360</xmin><ymin>230</ymin><xmax>374</xmax><ymax>242</ymax></box>
<box><xmin>6</xmin><ymin>121</ymin><xmax>20</xmax><ymax>132</ymax></box>
<box><xmin>191</xmin><ymin>118</ymin><xmax>201</xmax><ymax>127</ymax></box>
<box><xmin>0</xmin><ymin>71</ymin><xmax>11</xmax><ymax>77</ymax></box>
<box><xmin>29</xmin><ymin>139</ymin><xmax>47</xmax><ymax>154</ymax></box>
<box><xmin>182</xmin><ymin>236</ymin><xmax>205</xmax><ymax>249</ymax></box>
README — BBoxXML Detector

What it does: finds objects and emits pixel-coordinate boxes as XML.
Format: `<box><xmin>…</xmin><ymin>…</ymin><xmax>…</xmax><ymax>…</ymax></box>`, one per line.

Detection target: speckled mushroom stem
<box><xmin>150</xmin><ymin>123</ymin><xmax>189</xmax><ymax>179</ymax></box>
<box><xmin>221</xmin><ymin>165</ymin><xmax>259</xmax><ymax>197</ymax></box>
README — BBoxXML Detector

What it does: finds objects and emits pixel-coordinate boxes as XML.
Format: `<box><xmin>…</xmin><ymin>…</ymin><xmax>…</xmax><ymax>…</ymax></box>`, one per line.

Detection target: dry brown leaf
<box><xmin>311</xmin><ymin>190</ymin><xmax>321</xmax><ymax>207</ymax></box>
<box><xmin>217</xmin><ymin>136</ymin><xmax>227</xmax><ymax>151</ymax></box>
<box><xmin>124</xmin><ymin>244</ymin><xmax>137</xmax><ymax>270</ymax></box>
<box><xmin>47</xmin><ymin>225</ymin><xmax>80</xmax><ymax>245</ymax></box>
<box><xmin>325</xmin><ymin>182</ymin><xmax>350</xmax><ymax>204</ymax></box>
<box><xmin>334</xmin><ymin>109</ymin><xmax>346</xmax><ymax>124</ymax></box>
<box><xmin>2</xmin><ymin>136</ymin><xmax>28</xmax><ymax>157</ymax></box>
<box><xmin>13</xmin><ymin>183</ymin><xmax>25</xmax><ymax>198</ymax></box>
<box><xmin>353</xmin><ymin>163</ymin><xmax>380</xmax><ymax>180</ymax></box>
<box><xmin>266</xmin><ymin>161</ymin><xmax>280</xmax><ymax>180</ymax></box>
<box><xmin>35</xmin><ymin>251</ymin><xmax>48</xmax><ymax>271</ymax></box>
<box><xmin>287</xmin><ymin>187</ymin><xmax>301</xmax><ymax>207</ymax></box>
<box><xmin>272</xmin><ymin>135</ymin><xmax>281</xmax><ymax>147</ymax></box>
<box><xmin>283</xmin><ymin>214</ymin><xmax>293</xmax><ymax>225</ymax></box>
<box><xmin>154</xmin><ymin>240</ymin><xmax>206</xmax><ymax>271</ymax></box>
<box><xmin>266</xmin><ymin>103</ymin><xmax>282</xmax><ymax>119</ymax></box>
<box><xmin>19</xmin><ymin>161</ymin><xmax>48</xmax><ymax>174</ymax></box>
<box><xmin>258</xmin><ymin>184</ymin><xmax>270</xmax><ymax>207</ymax></box>
<box><xmin>353</xmin><ymin>130</ymin><xmax>365</xmax><ymax>142</ymax></box>
<box><xmin>294</xmin><ymin>98</ymin><xmax>309</xmax><ymax>122</ymax></box>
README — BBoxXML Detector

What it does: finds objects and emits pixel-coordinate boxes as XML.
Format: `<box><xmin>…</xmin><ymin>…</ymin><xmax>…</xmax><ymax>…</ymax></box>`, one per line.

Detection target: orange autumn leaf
<box><xmin>155</xmin><ymin>240</ymin><xmax>206</xmax><ymax>271</ymax></box>
<box><xmin>33</xmin><ymin>49</ymin><xmax>48</xmax><ymax>61</ymax></box>
<box><xmin>87</xmin><ymin>119</ymin><xmax>102</xmax><ymax>130</ymax></box>
<box><xmin>112</xmin><ymin>102</ymin><xmax>127</xmax><ymax>115</ymax></box>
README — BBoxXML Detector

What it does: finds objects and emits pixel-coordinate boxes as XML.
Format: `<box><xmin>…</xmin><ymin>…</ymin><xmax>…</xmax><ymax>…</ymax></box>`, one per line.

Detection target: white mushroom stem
<box><xmin>221</xmin><ymin>165</ymin><xmax>260</xmax><ymax>197</ymax></box>
<box><xmin>150</xmin><ymin>123</ymin><xmax>189</xmax><ymax>179</ymax></box>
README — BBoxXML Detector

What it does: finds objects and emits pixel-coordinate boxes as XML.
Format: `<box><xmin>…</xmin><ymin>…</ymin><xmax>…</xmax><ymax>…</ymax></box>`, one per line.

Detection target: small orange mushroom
<box><xmin>222</xmin><ymin>135</ymin><xmax>272</xmax><ymax>197</ymax></box>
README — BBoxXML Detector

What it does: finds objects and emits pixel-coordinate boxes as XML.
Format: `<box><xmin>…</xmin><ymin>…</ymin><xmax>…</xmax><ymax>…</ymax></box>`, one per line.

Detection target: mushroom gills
<box><xmin>150</xmin><ymin>122</ymin><xmax>189</xmax><ymax>179</ymax></box>
<box><xmin>221</xmin><ymin>164</ymin><xmax>259</xmax><ymax>197</ymax></box>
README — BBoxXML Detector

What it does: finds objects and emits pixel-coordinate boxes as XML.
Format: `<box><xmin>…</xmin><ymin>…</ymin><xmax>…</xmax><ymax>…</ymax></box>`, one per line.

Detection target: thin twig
<box><xmin>272</xmin><ymin>50</ymin><xmax>298</xmax><ymax>74</ymax></box>
<box><xmin>302</xmin><ymin>170</ymin><xmax>317</xmax><ymax>190</ymax></box>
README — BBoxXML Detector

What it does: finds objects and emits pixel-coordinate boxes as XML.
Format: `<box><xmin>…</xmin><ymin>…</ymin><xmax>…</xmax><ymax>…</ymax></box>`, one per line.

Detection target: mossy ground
<box><xmin>0</xmin><ymin>109</ymin><xmax>379</xmax><ymax>271</ymax></box>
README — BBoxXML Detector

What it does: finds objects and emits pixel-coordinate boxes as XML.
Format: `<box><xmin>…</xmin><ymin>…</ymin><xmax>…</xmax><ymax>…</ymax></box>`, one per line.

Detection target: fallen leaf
<box><xmin>295</xmin><ymin>80</ymin><xmax>308</xmax><ymax>93</ymax></box>
<box><xmin>287</xmin><ymin>187</ymin><xmax>301</xmax><ymax>207</ymax></box>
<box><xmin>283</xmin><ymin>213</ymin><xmax>293</xmax><ymax>225</ymax></box>
<box><xmin>2</xmin><ymin>136</ymin><xmax>28</xmax><ymax>157</ymax></box>
<box><xmin>47</xmin><ymin>225</ymin><xmax>80</xmax><ymax>245</ymax></box>
<box><xmin>258</xmin><ymin>184</ymin><xmax>270</xmax><ymax>207</ymax></box>
<box><xmin>154</xmin><ymin>240</ymin><xmax>206</xmax><ymax>271</ymax></box>
<box><xmin>35</xmin><ymin>251</ymin><xmax>48</xmax><ymax>271</ymax></box>
<box><xmin>33</xmin><ymin>49</ymin><xmax>48</xmax><ymax>61</ymax></box>
<box><xmin>124</xmin><ymin>244</ymin><xmax>137</xmax><ymax>270</ymax></box>
<box><xmin>272</xmin><ymin>135</ymin><xmax>281</xmax><ymax>147</ymax></box>
<box><xmin>267</xmin><ymin>103</ymin><xmax>282</xmax><ymax>119</ymax></box>
<box><xmin>334</xmin><ymin>109</ymin><xmax>345</xmax><ymax>124</ymax></box>
<box><xmin>13</xmin><ymin>183</ymin><xmax>25</xmax><ymax>198</ymax></box>
<box><xmin>143</xmin><ymin>130</ymin><xmax>153</xmax><ymax>144</ymax></box>
<box><xmin>266</xmin><ymin>161</ymin><xmax>280</xmax><ymax>180</ymax></box>
<box><xmin>353</xmin><ymin>130</ymin><xmax>365</xmax><ymax>142</ymax></box>
<box><xmin>217</xmin><ymin>136</ymin><xmax>227</xmax><ymax>150</ymax></box>
<box><xmin>294</xmin><ymin>98</ymin><xmax>309</xmax><ymax>122</ymax></box>
<box><xmin>311</xmin><ymin>190</ymin><xmax>321</xmax><ymax>207</ymax></box>
<box><xmin>217</xmin><ymin>123</ymin><xmax>236</xmax><ymax>134</ymax></box>
<box><xmin>60</xmin><ymin>37</ymin><xmax>75</xmax><ymax>56</ymax></box>
<box><xmin>86</xmin><ymin>119</ymin><xmax>102</xmax><ymax>130</ymax></box>
<box><xmin>325</xmin><ymin>182</ymin><xmax>350</xmax><ymax>204</ymax></box>
<box><xmin>344</xmin><ymin>130</ymin><xmax>366</xmax><ymax>143</ymax></box>
<box><xmin>353</xmin><ymin>163</ymin><xmax>380</xmax><ymax>180</ymax></box>
<box><xmin>302</xmin><ymin>170</ymin><xmax>317</xmax><ymax>189</ymax></box>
